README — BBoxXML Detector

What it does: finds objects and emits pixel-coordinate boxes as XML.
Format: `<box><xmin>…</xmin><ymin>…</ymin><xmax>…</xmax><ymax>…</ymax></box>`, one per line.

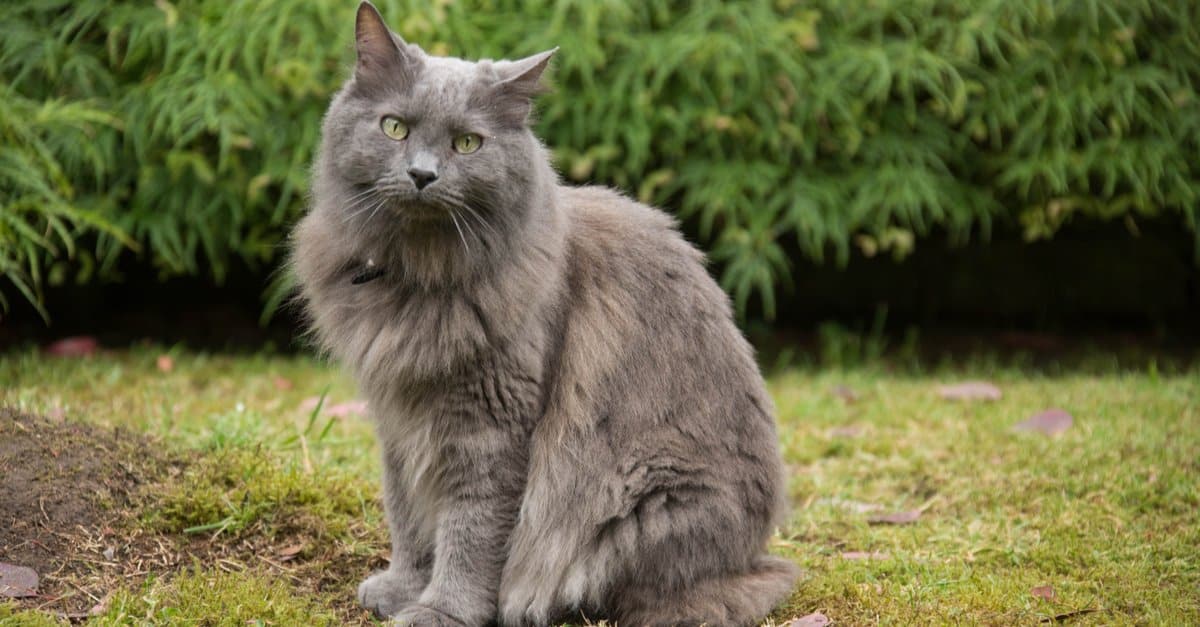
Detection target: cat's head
<box><xmin>315</xmin><ymin>1</ymin><xmax>557</xmax><ymax>267</ymax></box>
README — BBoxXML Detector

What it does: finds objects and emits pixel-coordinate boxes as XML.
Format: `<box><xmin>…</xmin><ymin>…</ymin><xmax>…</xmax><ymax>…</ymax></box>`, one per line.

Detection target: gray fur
<box><xmin>291</xmin><ymin>2</ymin><xmax>797</xmax><ymax>625</ymax></box>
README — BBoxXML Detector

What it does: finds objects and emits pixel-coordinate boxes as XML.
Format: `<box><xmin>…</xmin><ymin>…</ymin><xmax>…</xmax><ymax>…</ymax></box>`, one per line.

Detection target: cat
<box><xmin>290</xmin><ymin>2</ymin><xmax>797</xmax><ymax>625</ymax></box>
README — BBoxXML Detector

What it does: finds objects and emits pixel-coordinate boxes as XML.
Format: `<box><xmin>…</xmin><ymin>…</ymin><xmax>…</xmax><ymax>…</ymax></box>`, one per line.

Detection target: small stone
<box><xmin>0</xmin><ymin>562</ymin><xmax>38</xmax><ymax>598</ymax></box>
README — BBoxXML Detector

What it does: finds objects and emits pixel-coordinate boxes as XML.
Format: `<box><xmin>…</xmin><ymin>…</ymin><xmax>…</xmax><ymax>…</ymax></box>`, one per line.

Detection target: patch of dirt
<box><xmin>0</xmin><ymin>407</ymin><xmax>380</xmax><ymax>623</ymax></box>
<box><xmin>0</xmin><ymin>407</ymin><xmax>177</xmax><ymax>617</ymax></box>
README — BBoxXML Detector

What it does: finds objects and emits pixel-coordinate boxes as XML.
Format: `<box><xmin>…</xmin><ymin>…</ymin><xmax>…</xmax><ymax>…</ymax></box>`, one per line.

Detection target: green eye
<box><xmin>381</xmin><ymin>116</ymin><xmax>408</xmax><ymax>140</ymax></box>
<box><xmin>453</xmin><ymin>133</ymin><xmax>482</xmax><ymax>154</ymax></box>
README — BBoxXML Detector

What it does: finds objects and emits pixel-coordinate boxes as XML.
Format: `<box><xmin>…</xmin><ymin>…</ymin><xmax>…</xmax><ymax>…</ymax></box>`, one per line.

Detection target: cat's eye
<box><xmin>380</xmin><ymin>116</ymin><xmax>408</xmax><ymax>140</ymax></box>
<box><xmin>453</xmin><ymin>133</ymin><xmax>483</xmax><ymax>154</ymax></box>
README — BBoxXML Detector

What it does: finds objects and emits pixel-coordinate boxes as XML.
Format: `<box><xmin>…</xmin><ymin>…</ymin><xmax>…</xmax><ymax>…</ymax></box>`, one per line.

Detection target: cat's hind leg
<box><xmin>611</xmin><ymin>555</ymin><xmax>798</xmax><ymax>627</ymax></box>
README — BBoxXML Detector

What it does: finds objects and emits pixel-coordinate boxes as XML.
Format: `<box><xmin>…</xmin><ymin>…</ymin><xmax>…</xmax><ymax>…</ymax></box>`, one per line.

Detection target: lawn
<box><xmin>1</xmin><ymin>345</ymin><xmax>1197</xmax><ymax>625</ymax></box>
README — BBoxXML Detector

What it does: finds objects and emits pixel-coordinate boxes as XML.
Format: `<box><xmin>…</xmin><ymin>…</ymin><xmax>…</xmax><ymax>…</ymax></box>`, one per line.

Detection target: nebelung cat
<box><xmin>291</xmin><ymin>3</ymin><xmax>796</xmax><ymax>625</ymax></box>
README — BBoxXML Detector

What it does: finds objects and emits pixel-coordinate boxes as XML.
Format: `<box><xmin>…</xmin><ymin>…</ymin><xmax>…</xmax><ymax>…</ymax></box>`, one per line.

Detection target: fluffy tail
<box><xmin>615</xmin><ymin>555</ymin><xmax>799</xmax><ymax>627</ymax></box>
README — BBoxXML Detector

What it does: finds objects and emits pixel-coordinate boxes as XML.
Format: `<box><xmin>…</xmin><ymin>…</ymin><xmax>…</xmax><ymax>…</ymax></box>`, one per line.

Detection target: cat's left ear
<box><xmin>489</xmin><ymin>48</ymin><xmax>558</xmax><ymax>126</ymax></box>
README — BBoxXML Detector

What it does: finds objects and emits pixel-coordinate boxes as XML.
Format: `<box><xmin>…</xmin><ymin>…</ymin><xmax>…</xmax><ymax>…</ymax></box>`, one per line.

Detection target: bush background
<box><xmin>2</xmin><ymin>0</ymin><xmax>1198</xmax><ymax>322</ymax></box>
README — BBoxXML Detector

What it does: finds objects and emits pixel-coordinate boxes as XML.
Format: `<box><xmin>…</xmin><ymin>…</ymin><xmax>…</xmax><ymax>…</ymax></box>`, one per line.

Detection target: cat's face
<box><xmin>319</xmin><ymin>2</ymin><xmax>554</xmax><ymax>241</ymax></box>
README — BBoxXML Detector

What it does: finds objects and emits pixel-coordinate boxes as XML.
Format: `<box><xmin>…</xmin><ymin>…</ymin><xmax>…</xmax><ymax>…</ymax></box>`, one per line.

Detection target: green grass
<box><xmin>1</xmin><ymin>346</ymin><xmax>1197</xmax><ymax>625</ymax></box>
<box><xmin>90</xmin><ymin>568</ymin><xmax>342</xmax><ymax>626</ymax></box>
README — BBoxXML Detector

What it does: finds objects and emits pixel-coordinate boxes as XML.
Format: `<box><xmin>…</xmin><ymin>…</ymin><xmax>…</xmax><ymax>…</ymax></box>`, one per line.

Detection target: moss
<box><xmin>146</xmin><ymin>446</ymin><xmax>371</xmax><ymax>541</ymax></box>
<box><xmin>90</xmin><ymin>569</ymin><xmax>341</xmax><ymax>626</ymax></box>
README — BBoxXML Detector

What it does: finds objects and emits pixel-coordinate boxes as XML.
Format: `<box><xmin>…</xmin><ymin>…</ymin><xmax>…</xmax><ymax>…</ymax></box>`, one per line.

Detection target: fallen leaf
<box><xmin>273</xmin><ymin>376</ymin><xmax>294</xmax><ymax>391</ymax></box>
<box><xmin>1031</xmin><ymin>585</ymin><xmax>1055</xmax><ymax>600</ymax></box>
<box><xmin>44</xmin><ymin>336</ymin><xmax>99</xmax><ymax>357</ymax></box>
<box><xmin>1015</xmin><ymin>409</ymin><xmax>1073</xmax><ymax>436</ymax></box>
<box><xmin>937</xmin><ymin>381</ymin><xmax>1002</xmax><ymax>401</ymax></box>
<box><xmin>829</xmin><ymin>385</ymin><xmax>859</xmax><ymax>403</ymax></box>
<box><xmin>827</xmin><ymin>425</ymin><xmax>863</xmax><ymax>438</ymax></box>
<box><xmin>156</xmin><ymin>354</ymin><xmax>174</xmax><ymax>373</ymax></box>
<box><xmin>326</xmin><ymin>400</ymin><xmax>368</xmax><ymax>417</ymax></box>
<box><xmin>276</xmin><ymin>544</ymin><xmax>304</xmax><ymax>558</ymax></box>
<box><xmin>0</xmin><ymin>562</ymin><xmax>38</xmax><ymax>598</ymax></box>
<box><xmin>867</xmin><ymin>510</ymin><xmax>921</xmax><ymax>525</ymax></box>
<box><xmin>840</xmin><ymin>551</ymin><xmax>890</xmax><ymax>560</ymax></box>
<box><xmin>783</xmin><ymin>613</ymin><xmax>830</xmax><ymax>627</ymax></box>
<box><xmin>102</xmin><ymin>547</ymin><xmax>115</xmax><ymax>561</ymax></box>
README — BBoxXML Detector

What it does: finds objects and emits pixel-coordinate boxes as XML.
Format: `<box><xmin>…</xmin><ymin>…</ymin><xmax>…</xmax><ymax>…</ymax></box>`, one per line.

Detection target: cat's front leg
<box><xmin>400</xmin><ymin>426</ymin><xmax>527</xmax><ymax>627</ymax></box>
<box><xmin>360</xmin><ymin>441</ymin><xmax>434</xmax><ymax>618</ymax></box>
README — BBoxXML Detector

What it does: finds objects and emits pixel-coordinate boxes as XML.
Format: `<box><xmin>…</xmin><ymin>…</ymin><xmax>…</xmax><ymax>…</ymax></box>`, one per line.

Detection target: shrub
<box><xmin>2</xmin><ymin>0</ymin><xmax>1197</xmax><ymax>319</ymax></box>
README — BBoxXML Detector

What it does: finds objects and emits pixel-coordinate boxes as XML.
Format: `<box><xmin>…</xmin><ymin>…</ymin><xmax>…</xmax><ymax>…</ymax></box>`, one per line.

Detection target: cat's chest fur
<box><xmin>322</xmin><ymin>273</ymin><xmax>492</xmax><ymax>386</ymax></box>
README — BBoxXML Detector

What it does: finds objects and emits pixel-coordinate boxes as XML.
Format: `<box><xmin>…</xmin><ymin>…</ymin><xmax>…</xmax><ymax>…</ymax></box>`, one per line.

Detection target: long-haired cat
<box><xmin>291</xmin><ymin>3</ymin><xmax>797</xmax><ymax>625</ymax></box>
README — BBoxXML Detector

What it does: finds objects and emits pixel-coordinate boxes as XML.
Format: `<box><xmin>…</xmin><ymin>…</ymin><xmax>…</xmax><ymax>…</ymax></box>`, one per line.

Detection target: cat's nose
<box><xmin>407</xmin><ymin>167</ymin><xmax>438</xmax><ymax>190</ymax></box>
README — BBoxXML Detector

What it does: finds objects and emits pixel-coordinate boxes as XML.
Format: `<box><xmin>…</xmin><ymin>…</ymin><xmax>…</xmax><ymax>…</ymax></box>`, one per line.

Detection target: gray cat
<box><xmin>290</xmin><ymin>3</ymin><xmax>797</xmax><ymax>625</ymax></box>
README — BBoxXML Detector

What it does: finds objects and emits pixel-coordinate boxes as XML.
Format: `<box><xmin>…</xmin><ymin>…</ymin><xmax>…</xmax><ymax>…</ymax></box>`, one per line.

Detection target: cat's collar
<box><xmin>351</xmin><ymin>258</ymin><xmax>386</xmax><ymax>285</ymax></box>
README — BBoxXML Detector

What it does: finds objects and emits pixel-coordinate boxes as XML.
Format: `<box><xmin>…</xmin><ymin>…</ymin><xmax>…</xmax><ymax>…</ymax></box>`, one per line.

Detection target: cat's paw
<box><xmin>357</xmin><ymin>570</ymin><xmax>422</xmax><ymax>619</ymax></box>
<box><xmin>389</xmin><ymin>604</ymin><xmax>466</xmax><ymax>627</ymax></box>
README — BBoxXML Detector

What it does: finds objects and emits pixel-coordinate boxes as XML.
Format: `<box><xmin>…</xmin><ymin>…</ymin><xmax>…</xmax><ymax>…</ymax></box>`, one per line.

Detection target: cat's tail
<box><xmin>615</xmin><ymin>555</ymin><xmax>799</xmax><ymax>627</ymax></box>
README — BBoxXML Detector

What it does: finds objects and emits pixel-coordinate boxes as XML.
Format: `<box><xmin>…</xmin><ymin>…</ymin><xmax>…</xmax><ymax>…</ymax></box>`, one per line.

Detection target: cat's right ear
<box><xmin>354</xmin><ymin>1</ymin><xmax>417</xmax><ymax>91</ymax></box>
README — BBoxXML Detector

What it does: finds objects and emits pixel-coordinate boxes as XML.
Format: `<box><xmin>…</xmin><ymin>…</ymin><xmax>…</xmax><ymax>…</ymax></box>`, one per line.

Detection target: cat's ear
<box><xmin>489</xmin><ymin>48</ymin><xmax>558</xmax><ymax>126</ymax></box>
<box><xmin>354</xmin><ymin>1</ymin><xmax>418</xmax><ymax>90</ymax></box>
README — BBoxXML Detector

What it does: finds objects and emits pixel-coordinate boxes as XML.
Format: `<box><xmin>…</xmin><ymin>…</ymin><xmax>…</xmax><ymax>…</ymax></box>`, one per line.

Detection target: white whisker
<box><xmin>448</xmin><ymin>210</ymin><xmax>470</xmax><ymax>254</ymax></box>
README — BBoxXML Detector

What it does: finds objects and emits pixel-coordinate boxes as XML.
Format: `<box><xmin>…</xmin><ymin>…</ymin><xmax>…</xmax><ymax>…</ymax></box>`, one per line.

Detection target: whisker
<box><xmin>454</xmin><ymin>206</ymin><xmax>481</xmax><ymax>248</ymax></box>
<box><xmin>457</xmin><ymin>202</ymin><xmax>498</xmax><ymax>240</ymax></box>
<box><xmin>344</xmin><ymin>186</ymin><xmax>380</xmax><ymax>204</ymax></box>
<box><xmin>342</xmin><ymin>192</ymin><xmax>382</xmax><ymax>223</ymax></box>
<box><xmin>364</xmin><ymin>196</ymin><xmax>391</xmax><ymax>224</ymax></box>
<box><xmin>448</xmin><ymin>210</ymin><xmax>470</xmax><ymax>254</ymax></box>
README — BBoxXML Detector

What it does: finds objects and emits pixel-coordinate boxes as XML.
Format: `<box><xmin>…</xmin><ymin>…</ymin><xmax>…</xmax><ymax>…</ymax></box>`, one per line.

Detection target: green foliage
<box><xmin>148</xmin><ymin>446</ymin><xmax>368</xmax><ymax>539</ymax></box>
<box><xmin>2</xmin><ymin>0</ymin><xmax>1198</xmax><ymax>318</ymax></box>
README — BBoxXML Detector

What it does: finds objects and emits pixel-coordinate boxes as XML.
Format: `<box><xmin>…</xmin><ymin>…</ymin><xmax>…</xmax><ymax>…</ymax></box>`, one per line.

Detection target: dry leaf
<box><xmin>1031</xmin><ymin>585</ymin><xmax>1055</xmax><ymax>600</ymax></box>
<box><xmin>1015</xmin><ymin>410</ymin><xmax>1073</xmax><ymax>436</ymax></box>
<box><xmin>276</xmin><ymin>544</ymin><xmax>304</xmax><ymax>558</ymax></box>
<box><xmin>867</xmin><ymin>510</ymin><xmax>921</xmax><ymax>525</ymax></box>
<box><xmin>326</xmin><ymin>400</ymin><xmax>368</xmax><ymax>418</ymax></box>
<box><xmin>830</xmin><ymin>385</ymin><xmax>859</xmax><ymax>403</ymax></box>
<box><xmin>156</xmin><ymin>354</ymin><xmax>174</xmax><ymax>372</ymax></box>
<box><xmin>0</xmin><ymin>562</ymin><xmax>38</xmax><ymax>598</ymax></box>
<box><xmin>44</xmin><ymin>336</ymin><xmax>99</xmax><ymax>357</ymax></box>
<box><xmin>783</xmin><ymin>613</ymin><xmax>831</xmax><ymax>627</ymax></box>
<box><xmin>937</xmin><ymin>381</ymin><xmax>1002</xmax><ymax>401</ymax></box>
<box><xmin>828</xmin><ymin>425</ymin><xmax>863</xmax><ymax>438</ymax></box>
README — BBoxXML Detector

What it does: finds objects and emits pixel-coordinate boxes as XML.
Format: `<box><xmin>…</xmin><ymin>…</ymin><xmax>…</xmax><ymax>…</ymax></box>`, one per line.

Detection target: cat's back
<box><xmin>558</xmin><ymin>184</ymin><xmax>725</xmax><ymax>314</ymax></box>
<box><xmin>550</xmin><ymin>183</ymin><xmax>770</xmax><ymax>433</ymax></box>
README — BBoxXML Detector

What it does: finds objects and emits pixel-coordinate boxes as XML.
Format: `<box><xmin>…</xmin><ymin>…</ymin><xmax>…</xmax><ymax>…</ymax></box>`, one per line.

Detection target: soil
<box><xmin>0</xmin><ymin>407</ymin><xmax>176</xmax><ymax>617</ymax></box>
<box><xmin>0</xmin><ymin>407</ymin><xmax>380</xmax><ymax>623</ymax></box>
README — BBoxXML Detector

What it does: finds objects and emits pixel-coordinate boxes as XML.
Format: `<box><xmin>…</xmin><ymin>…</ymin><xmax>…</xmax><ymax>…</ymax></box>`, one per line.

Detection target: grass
<box><xmin>1</xmin><ymin>345</ymin><xmax>1197</xmax><ymax>625</ymax></box>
